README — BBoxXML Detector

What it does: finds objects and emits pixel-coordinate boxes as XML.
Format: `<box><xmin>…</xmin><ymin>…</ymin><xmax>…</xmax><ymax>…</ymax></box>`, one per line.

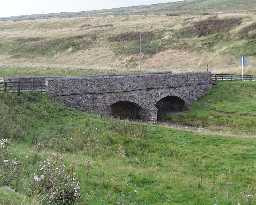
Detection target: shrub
<box><xmin>32</xmin><ymin>155</ymin><xmax>80</xmax><ymax>205</ymax></box>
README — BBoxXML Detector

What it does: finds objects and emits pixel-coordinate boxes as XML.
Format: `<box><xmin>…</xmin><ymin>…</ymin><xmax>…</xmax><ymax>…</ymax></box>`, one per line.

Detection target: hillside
<box><xmin>1</xmin><ymin>0</ymin><xmax>255</xmax><ymax>21</ymax></box>
<box><xmin>1</xmin><ymin>13</ymin><xmax>256</xmax><ymax>76</ymax></box>
<box><xmin>164</xmin><ymin>0</ymin><xmax>256</xmax><ymax>13</ymax></box>
<box><xmin>1</xmin><ymin>81</ymin><xmax>256</xmax><ymax>204</ymax></box>
<box><xmin>0</xmin><ymin>0</ymin><xmax>256</xmax><ymax>76</ymax></box>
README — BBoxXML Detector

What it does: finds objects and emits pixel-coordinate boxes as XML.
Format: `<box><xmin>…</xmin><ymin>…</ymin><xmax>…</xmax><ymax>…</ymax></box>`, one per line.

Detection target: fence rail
<box><xmin>211</xmin><ymin>74</ymin><xmax>256</xmax><ymax>81</ymax></box>
<box><xmin>0</xmin><ymin>78</ymin><xmax>46</xmax><ymax>94</ymax></box>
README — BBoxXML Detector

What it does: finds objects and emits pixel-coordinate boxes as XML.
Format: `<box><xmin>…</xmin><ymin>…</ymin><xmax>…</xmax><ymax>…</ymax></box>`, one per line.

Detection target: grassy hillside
<box><xmin>1</xmin><ymin>0</ymin><xmax>255</xmax><ymax>20</ymax></box>
<box><xmin>0</xmin><ymin>1</ymin><xmax>256</xmax><ymax>76</ymax></box>
<box><xmin>165</xmin><ymin>81</ymin><xmax>256</xmax><ymax>134</ymax></box>
<box><xmin>1</xmin><ymin>12</ymin><xmax>256</xmax><ymax>76</ymax></box>
<box><xmin>1</xmin><ymin>81</ymin><xmax>256</xmax><ymax>204</ymax></box>
<box><xmin>167</xmin><ymin>0</ymin><xmax>256</xmax><ymax>13</ymax></box>
<box><xmin>123</xmin><ymin>0</ymin><xmax>256</xmax><ymax>15</ymax></box>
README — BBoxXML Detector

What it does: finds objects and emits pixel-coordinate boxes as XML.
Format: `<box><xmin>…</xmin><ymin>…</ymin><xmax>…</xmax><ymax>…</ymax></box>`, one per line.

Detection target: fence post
<box><xmin>32</xmin><ymin>79</ymin><xmax>34</xmax><ymax>91</ymax></box>
<box><xmin>4</xmin><ymin>81</ymin><xmax>7</xmax><ymax>92</ymax></box>
<box><xmin>39</xmin><ymin>79</ymin><xmax>43</xmax><ymax>94</ymax></box>
<box><xmin>17</xmin><ymin>81</ymin><xmax>21</xmax><ymax>95</ymax></box>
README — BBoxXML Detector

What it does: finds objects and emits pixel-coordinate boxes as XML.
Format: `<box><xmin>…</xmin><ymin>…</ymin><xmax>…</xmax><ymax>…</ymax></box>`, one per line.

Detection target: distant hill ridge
<box><xmin>1</xmin><ymin>0</ymin><xmax>255</xmax><ymax>21</ymax></box>
<box><xmin>0</xmin><ymin>1</ymin><xmax>184</xmax><ymax>21</ymax></box>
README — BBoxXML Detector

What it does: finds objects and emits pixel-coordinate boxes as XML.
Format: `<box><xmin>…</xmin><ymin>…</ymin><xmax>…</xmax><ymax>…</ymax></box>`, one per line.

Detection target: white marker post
<box><xmin>241</xmin><ymin>56</ymin><xmax>245</xmax><ymax>81</ymax></box>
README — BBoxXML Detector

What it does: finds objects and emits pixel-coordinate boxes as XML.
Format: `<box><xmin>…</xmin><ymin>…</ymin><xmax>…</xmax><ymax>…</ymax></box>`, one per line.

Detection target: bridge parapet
<box><xmin>47</xmin><ymin>72</ymin><xmax>211</xmax><ymax>95</ymax></box>
<box><xmin>47</xmin><ymin>72</ymin><xmax>213</xmax><ymax>122</ymax></box>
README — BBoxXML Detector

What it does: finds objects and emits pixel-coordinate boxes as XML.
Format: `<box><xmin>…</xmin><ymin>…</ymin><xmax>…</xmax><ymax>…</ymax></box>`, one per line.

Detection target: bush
<box><xmin>32</xmin><ymin>155</ymin><xmax>80</xmax><ymax>205</ymax></box>
<box><xmin>0</xmin><ymin>139</ymin><xmax>21</xmax><ymax>189</ymax></box>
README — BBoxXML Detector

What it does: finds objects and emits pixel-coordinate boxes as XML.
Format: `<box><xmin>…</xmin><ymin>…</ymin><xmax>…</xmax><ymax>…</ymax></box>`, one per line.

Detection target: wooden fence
<box><xmin>211</xmin><ymin>74</ymin><xmax>256</xmax><ymax>81</ymax></box>
<box><xmin>0</xmin><ymin>77</ymin><xmax>46</xmax><ymax>94</ymax></box>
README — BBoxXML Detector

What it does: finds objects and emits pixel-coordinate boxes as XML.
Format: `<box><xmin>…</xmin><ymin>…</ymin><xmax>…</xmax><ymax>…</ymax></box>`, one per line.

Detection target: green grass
<box><xmin>1</xmin><ymin>82</ymin><xmax>256</xmax><ymax>204</ymax></box>
<box><xmin>165</xmin><ymin>81</ymin><xmax>256</xmax><ymax>134</ymax></box>
<box><xmin>0</xmin><ymin>187</ymin><xmax>41</xmax><ymax>205</ymax></box>
<box><xmin>0</xmin><ymin>187</ymin><xmax>38</xmax><ymax>205</ymax></box>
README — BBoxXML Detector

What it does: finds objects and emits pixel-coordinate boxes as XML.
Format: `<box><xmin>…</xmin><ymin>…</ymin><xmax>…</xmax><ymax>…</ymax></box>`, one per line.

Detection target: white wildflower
<box><xmin>0</xmin><ymin>139</ymin><xmax>8</xmax><ymax>148</ymax></box>
<box><xmin>34</xmin><ymin>175</ymin><xmax>45</xmax><ymax>182</ymax></box>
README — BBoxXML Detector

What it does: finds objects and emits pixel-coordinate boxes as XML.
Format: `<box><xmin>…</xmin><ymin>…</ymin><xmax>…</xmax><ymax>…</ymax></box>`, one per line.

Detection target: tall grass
<box><xmin>1</xmin><ymin>88</ymin><xmax>256</xmax><ymax>204</ymax></box>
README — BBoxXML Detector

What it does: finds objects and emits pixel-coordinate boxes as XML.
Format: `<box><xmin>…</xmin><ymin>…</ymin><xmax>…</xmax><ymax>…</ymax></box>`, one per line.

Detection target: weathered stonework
<box><xmin>47</xmin><ymin>72</ymin><xmax>213</xmax><ymax>121</ymax></box>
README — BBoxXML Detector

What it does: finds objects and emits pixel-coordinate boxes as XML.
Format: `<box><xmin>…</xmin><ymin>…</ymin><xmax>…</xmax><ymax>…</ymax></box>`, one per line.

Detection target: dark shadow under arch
<box><xmin>110</xmin><ymin>101</ymin><xmax>143</xmax><ymax>120</ymax></box>
<box><xmin>156</xmin><ymin>96</ymin><xmax>186</xmax><ymax>121</ymax></box>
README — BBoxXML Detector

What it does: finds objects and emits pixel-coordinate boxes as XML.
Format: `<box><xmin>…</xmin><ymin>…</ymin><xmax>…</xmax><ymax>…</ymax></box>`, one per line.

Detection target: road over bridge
<box><xmin>47</xmin><ymin>72</ymin><xmax>213</xmax><ymax>122</ymax></box>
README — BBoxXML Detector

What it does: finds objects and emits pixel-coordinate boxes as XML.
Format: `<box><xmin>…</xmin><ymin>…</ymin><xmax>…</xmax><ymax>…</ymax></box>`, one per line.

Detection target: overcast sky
<box><xmin>0</xmin><ymin>0</ymin><xmax>181</xmax><ymax>18</ymax></box>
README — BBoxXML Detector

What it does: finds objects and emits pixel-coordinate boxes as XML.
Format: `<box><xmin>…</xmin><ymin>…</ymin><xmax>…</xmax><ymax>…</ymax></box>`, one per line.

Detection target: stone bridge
<box><xmin>47</xmin><ymin>72</ymin><xmax>213</xmax><ymax>122</ymax></box>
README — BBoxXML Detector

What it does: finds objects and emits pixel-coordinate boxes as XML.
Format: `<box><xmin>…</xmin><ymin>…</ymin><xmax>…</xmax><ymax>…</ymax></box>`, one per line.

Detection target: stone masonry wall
<box><xmin>47</xmin><ymin>72</ymin><xmax>213</xmax><ymax>121</ymax></box>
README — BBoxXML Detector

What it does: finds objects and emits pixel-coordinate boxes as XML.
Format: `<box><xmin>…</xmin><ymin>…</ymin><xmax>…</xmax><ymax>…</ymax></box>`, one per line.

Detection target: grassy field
<box><xmin>1</xmin><ymin>81</ymin><xmax>256</xmax><ymax>204</ymax></box>
<box><xmin>165</xmin><ymin>81</ymin><xmax>256</xmax><ymax>134</ymax></box>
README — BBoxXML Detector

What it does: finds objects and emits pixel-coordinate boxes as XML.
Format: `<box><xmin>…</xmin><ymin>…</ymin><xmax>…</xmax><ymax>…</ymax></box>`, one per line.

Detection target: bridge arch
<box><xmin>110</xmin><ymin>101</ymin><xmax>144</xmax><ymax>120</ymax></box>
<box><xmin>47</xmin><ymin>72</ymin><xmax>212</xmax><ymax>122</ymax></box>
<box><xmin>156</xmin><ymin>96</ymin><xmax>186</xmax><ymax>121</ymax></box>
